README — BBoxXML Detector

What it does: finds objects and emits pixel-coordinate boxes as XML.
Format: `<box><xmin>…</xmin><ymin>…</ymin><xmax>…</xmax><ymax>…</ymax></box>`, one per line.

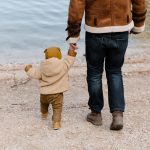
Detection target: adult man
<box><xmin>66</xmin><ymin>0</ymin><xmax>147</xmax><ymax>130</ymax></box>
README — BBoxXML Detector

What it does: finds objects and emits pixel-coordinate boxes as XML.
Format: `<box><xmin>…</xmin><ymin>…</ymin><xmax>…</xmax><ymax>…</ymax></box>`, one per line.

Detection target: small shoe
<box><xmin>110</xmin><ymin>111</ymin><xmax>123</xmax><ymax>131</ymax></box>
<box><xmin>87</xmin><ymin>111</ymin><xmax>102</xmax><ymax>126</ymax></box>
<box><xmin>53</xmin><ymin>122</ymin><xmax>61</xmax><ymax>130</ymax></box>
<box><xmin>41</xmin><ymin>112</ymin><xmax>48</xmax><ymax>120</ymax></box>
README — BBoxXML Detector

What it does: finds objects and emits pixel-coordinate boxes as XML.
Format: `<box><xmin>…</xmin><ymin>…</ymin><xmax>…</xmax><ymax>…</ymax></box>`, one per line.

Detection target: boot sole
<box><xmin>53</xmin><ymin>128</ymin><xmax>60</xmax><ymax>130</ymax></box>
<box><xmin>86</xmin><ymin>117</ymin><xmax>102</xmax><ymax>126</ymax></box>
<box><xmin>110</xmin><ymin>124</ymin><xmax>123</xmax><ymax>130</ymax></box>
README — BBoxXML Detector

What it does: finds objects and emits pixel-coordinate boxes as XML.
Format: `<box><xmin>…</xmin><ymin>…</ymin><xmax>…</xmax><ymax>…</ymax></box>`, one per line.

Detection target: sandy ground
<box><xmin>0</xmin><ymin>46</ymin><xmax>150</xmax><ymax>150</ymax></box>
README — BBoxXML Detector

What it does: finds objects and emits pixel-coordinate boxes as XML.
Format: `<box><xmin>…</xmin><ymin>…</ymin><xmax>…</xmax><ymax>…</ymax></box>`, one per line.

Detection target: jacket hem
<box><xmin>84</xmin><ymin>21</ymin><xmax>134</xmax><ymax>33</ymax></box>
<box><xmin>40</xmin><ymin>89</ymin><xmax>68</xmax><ymax>95</ymax></box>
<box><xmin>67</xmin><ymin>36</ymin><xmax>80</xmax><ymax>43</ymax></box>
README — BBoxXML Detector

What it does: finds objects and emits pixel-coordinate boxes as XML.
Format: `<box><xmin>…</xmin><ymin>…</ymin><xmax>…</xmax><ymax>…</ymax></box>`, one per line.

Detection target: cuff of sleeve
<box><xmin>26</xmin><ymin>69</ymin><xmax>32</xmax><ymax>76</ymax></box>
<box><xmin>67</xmin><ymin>36</ymin><xmax>80</xmax><ymax>43</ymax></box>
<box><xmin>66</xmin><ymin>55</ymin><xmax>76</xmax><ymax>60</ymax></box>
<box><xmin>132</xmin><ymin>24</ymin><xmax>145</xmax><ymax>33</ymax></box>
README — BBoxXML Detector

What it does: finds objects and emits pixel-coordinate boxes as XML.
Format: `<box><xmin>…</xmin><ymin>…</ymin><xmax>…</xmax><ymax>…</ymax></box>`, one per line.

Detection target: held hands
<box><xmin>68</xmin><ymin>43</ymin><xmax>78</xmax><ymax>57</ymax></box>
<box><xmin>69</xmin><ymin>43</ymin><xmax>78</xmax><ymax>51</ymax></box>
<box><xmin>24</xmin><ymin>64</ymin><xmax>32</xmax><ymax>72</ymax></box>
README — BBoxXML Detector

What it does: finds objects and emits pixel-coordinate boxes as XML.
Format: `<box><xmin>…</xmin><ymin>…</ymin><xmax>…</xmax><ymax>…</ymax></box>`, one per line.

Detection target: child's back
<box><xmin>25</xmin><ymin>47</ymin><xmax>77</xmax><ymax>129</ymax></box>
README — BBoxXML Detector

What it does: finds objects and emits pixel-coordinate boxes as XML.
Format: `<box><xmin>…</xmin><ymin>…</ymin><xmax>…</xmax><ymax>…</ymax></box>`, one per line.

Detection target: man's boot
<box><xmin>110</xmin><ymin>111</ymin><xmax>123</xmax><ymax>130</ymax></box>
<box><xmin>87</xmin><ymin>111</ymin><xmax>102</xmax><ymax>126</ymax></box>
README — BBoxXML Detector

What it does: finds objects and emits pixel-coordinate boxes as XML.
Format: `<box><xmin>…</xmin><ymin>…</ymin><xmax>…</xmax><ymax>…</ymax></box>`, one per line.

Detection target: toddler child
<box><xmin>25</xmin><ymin>46</ymin><xmax>77</xmax><ymax>129</ymax></box>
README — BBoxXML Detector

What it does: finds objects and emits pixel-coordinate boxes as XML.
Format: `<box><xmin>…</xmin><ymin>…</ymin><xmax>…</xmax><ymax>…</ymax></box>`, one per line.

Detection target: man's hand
<box><xmin>25</xmin><ymin>64</ymin><xmax>32</xmax><ymax>72</ymax></box>
<box><xmin>69</xmin><ymin>43</ymin><xmax>78</xmax><ymax>51</ymax></box>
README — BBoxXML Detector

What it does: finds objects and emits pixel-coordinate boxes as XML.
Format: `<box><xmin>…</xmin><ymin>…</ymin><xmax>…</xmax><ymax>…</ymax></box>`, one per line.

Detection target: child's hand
<box><xmin>25</xmin><ymin>64</ymin><xmax>32</xmax><ymax>72</ymax></box>
<box><xmin>68</xmin><ymin>43</ymin><xmax>78</xmax><ymax>57</ymax></box>
<box><xmin>68</xmin><ymin>49</ymin><xmax>77</xmax><ymax>57</ymax></box>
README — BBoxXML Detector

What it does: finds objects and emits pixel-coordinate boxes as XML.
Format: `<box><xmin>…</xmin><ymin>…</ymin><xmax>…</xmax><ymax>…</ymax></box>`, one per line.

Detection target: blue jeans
<box><xmin>85</xmin><ymin>31</ymin><xmax>129</xmax><ymax>113</ymax></box>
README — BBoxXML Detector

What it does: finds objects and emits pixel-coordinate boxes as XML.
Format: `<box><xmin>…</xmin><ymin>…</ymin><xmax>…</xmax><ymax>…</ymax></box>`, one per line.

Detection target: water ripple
<box><xmin>0</xmin><ymin>0</ymin><xmax>149</xmax><ymax>64</ymax></box>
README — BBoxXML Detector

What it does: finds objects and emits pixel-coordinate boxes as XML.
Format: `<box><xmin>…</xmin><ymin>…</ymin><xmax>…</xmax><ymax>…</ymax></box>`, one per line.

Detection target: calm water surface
<box><xmin>0</xmin><ymin>0</ymin><xmax>149</xmax><ymax>64</ymax></box>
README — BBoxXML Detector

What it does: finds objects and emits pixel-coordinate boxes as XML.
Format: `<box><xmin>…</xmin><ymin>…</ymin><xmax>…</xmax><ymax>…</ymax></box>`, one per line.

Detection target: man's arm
<box><xmin>66</xmin><ymin>0</ymin><xmax>86</xmax><ymax>43</ymax></box>
<box><xmin>131</xmin><ymin>0</ymin><xmax>147</xmax><ymax>33</ymax></box>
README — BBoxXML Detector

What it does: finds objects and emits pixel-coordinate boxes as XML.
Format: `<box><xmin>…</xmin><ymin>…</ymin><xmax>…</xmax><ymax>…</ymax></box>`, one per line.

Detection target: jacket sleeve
<box><xmin>27</xmin><ymin>67</ymin><xmax>42</xmax><ymax>80</ymax></box>
<box><xmin>66</xmin><ymin>0</ymin><xmax>86</xmax><ymax>43</ymax></box>
<box><xmin>62</xmin><ymin>55</ymin><xmax>76</xmax><ymax>72</ymax></box>
<box><xmin>131</xmin><ymin>0</ymin><xmax>147</xmax><ymax>33</ymax></box>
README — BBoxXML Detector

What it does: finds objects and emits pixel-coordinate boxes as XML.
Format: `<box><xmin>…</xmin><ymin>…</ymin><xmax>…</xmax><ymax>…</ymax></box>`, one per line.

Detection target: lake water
<box><xmin>0</xmin><ymin>0</ymin><xmax>149</xmax><ymax>64</ymax></box>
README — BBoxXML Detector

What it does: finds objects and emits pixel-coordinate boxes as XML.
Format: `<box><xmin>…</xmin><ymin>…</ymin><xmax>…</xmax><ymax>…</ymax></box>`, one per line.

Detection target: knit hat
<box><xmin>44</xmin><ymin>47</ymin><xmax>62</xmax><ymax>59</ymax></box>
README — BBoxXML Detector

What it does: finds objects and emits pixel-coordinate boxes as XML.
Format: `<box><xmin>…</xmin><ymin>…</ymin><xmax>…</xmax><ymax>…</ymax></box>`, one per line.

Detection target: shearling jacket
<box><xmin>66</xmin><ymin>0</ymin><xmax>147</xmax><ymax>43</ymax></box>
<box><xmin>27</xmin><ymin>55</ymin><xmax>75</xmax><ymax>94</ymax></box>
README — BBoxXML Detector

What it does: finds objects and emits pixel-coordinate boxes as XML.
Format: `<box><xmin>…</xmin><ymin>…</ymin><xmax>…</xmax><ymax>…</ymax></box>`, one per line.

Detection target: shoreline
<box><xmin>0</xmin><ymin>37</ymin><xmax>150</xmax><ymax>65</ymax></box>
<box><xmin>1</xmin><ymin>46</ymin><xmax>150</xmax><ymax>80</ymax></box>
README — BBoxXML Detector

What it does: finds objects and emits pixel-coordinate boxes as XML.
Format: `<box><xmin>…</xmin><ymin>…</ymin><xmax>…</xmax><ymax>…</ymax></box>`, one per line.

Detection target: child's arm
<box><xmin>25</xmin><ymin>64</ymin><xmax>42</xmax><ymax>80</ymax></box>
<box><xmin>63</xmin><ymin>44</ymin><xmax>77</xmax><ymax>71</ymax></box>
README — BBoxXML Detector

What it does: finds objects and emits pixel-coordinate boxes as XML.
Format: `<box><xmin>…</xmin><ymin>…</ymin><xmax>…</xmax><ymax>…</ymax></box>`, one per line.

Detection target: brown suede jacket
<box><xmin>66</xmin><ymin>0</ymin><xmax>147</xmax><ymax>43</ymax></box>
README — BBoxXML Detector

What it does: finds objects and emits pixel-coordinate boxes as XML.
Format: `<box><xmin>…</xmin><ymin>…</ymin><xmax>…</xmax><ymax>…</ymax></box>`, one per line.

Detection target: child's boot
<box><xmin>41</xmin><ymin>112</ymin><xmax>48</xmax><ymax>120</ymax></box>
<box><xmin>53</xmin><ymin>121</ymin><xmax>61</xmax><ymax>130</ymax></box>
<box><xmin>52</xmin><ymin>111</ymin><xmax>62</xmax><ymax>130</ymax></box>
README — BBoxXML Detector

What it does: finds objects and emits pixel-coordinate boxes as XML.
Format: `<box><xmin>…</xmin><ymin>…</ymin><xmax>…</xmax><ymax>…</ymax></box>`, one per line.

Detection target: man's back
<box><xmin>67</xmin><ymin>0</ymin><xmax>147</xmax><ymax>43</ymax></box>
<box><xmin>85</xmin><ymin>0</ymin><xmax>132</xmax><ymax>27</ymax></box>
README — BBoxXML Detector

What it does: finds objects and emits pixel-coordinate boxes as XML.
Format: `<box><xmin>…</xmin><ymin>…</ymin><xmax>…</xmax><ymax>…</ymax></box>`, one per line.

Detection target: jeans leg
<box><xmin>105</xmin><ymin>32</ymin><xmax>129</xmax><ymax>113</ymax></box>
<box><xmin>85</xmin><ymin>32</ymin><xmax>105</xmax><ymax>113</ymax></box>
<box><xmin>106</xmin><ymin>71</ymin><xmax>125</xmax><ymax>113</ymax></box>
<box><xmin>87</xmin><ymin>64</ymin><xmax>104</xmax><ymax>113</ymax></box>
